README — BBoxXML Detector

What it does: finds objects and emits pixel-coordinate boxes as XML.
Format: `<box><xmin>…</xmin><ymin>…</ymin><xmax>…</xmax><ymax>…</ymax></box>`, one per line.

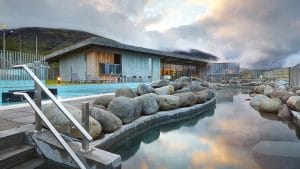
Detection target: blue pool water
<box><xmin>0</xmin><ymin>81</ymin><xmax>140</xmax><ymax>106</ymax></box>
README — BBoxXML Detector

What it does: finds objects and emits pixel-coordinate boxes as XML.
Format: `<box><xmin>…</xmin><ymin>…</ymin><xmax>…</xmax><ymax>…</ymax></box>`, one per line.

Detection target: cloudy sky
<box><xmin>1</xmin><ymin>0</ymin><xmax>300</xmax><ymax>68</ymax></box>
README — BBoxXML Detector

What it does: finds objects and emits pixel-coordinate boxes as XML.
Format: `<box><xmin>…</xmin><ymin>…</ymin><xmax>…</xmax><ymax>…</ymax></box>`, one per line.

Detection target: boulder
<box><xmin>89</xmin><ymin>107</ymin><xmax>122</xmax><ymax>132</ymax></box>
<box><xmin>259</xmin><ymin>98</ymin><xmax>281</xmax><ymax>113</ymax></box>
<box><xmin>150</xmin><ymin>80</ymin><xmax>168</xmax><ymax>88</ymax></box>
<box><xmin>170</xmin><ymin>79</ymin><xmax>186</xmax><ymax>90</ymax></box>
<box><xmin>291</xmin><ymin>86</ymin><xmax>300</xmax><ymax>93</ymax></box>
<box><xmin>277</xmin><ymin>104</ymin><xmax>292</xmax><ymax>120</ymax></box>
<box><xmin>263</xmin><ymin>85</ymin><xmax>274</xmax><ymax>97</ymax></box>
<box><xmin>135</xmin><ymin>93</ymin><xmax>160</xmax><ymax>115</ymax></box>
<box><xmin>174</xmin><ymin>92</ymin><xmax>198</xmax><ymax>107</ymax></box>
<box><xmin>115</xmin><ymin>88</ymin><xmax>136</xmax><ymax>98</ymax></box>
<box><xmin>202</xmin><ymin>89</ymin><xmax>215</xmax><ymax>100</ymax></box>
<box><xmin>282</xmin><ymin>93</ymin><xmax>294</xmax><ymax>104</ymax></box>
<box><xmin>155</xmin><ymin>85</ymin><xmax>174</xmax><ymax>95</ymax></box>
<box><xmin>250</xmin><ymin>94</ymin><xmax>270</xmax><ymax>111</ymax></box>
<box><xmin>108</xmin><ymin>96</ymin><xmax>142</xmax><ymax>124</ymax></box>
<box><xmin>270</xmin><ymin>89</ymin><xmax>289</xmax><ymax>100</ymax></box>
<box><xmin>185</xmin><ymin>81</ymin><xmax>205</xmax><ymax>92</ymax></box>
<box><xmin>174</xmin><ymin>87</ymin><xmax>191</xmax><ymax>94</ymax></box>
<box><xmin>254</xmin><ymin>85</ymin><xmax>266</xmax><ymax>94</ymax></box>
<box><xmin>92</xmin><ymin>104</ymin><xmax>107</xmax><ymax>110</ymax></box>
<box><xmin>93</xmin><ymin>94</ymin><xmax>115</xmax><ymax>107</ymax></box>
<box><xmin>194</xmin><ymin>91</ymin><xmax>208</xmax><ymax>104</ymax></box>
<box><xmin>42</xmin><ymin>104</ymin><xmax>102</xmax><ymax>139</ymax></box>
<box><xmin>287</xmin><ymin>96</ymin><xmax>300</xmax><ymax>111</ymax></box>
<box><xmin>158</xmin><ymin>95</ymin><xmax>181</xmax><ymax>111</ymax></box>
<box><xmin>136</xmin><ymin>84</ymin><xmax>156</xmax><ymax>96</ymax></box>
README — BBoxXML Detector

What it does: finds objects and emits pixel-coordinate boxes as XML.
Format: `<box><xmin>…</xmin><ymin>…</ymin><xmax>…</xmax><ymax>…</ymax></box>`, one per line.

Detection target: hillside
<box><xmin>0</xmin><ymin>27</ymin><xmax>218</xmax><ymax>61</ymax></box>
<box><xmin>0</xmin><ymin>27</ymin><xmax>102</xmax><ymax>55</ymax></box>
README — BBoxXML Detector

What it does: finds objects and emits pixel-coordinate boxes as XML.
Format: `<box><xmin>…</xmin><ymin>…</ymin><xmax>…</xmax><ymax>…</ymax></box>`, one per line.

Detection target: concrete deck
<box><xmin>0</xmin><ymin>93</ymin><xmax>113</xmax><ymax>131</ymax></box>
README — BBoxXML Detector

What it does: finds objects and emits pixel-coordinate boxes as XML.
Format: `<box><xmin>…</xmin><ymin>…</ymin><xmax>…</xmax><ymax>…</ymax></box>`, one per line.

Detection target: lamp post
<box><xmin>9</xmin><ymin>30</ymin><xmax>22</xmax><ymax>54</ymax></box>
<box><xmin>1</xmin><ymin>24</ymin><xmax>7</xmax><ymax>53</ymax></box>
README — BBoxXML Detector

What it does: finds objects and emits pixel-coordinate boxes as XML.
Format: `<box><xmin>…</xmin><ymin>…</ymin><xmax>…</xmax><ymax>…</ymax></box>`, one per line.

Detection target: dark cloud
<box><xmin>0</xmin><ymin>0</ymin><xmax>299</xmax><ymax>68</ymax></box>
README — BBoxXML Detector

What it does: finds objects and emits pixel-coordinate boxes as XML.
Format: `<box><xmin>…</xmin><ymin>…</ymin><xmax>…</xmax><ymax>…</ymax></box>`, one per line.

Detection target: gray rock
<box><xmin>89</xmin><ymin>107</ymin><xmax>122</xmax><ymax>133</ymax></box>
<box><xmin>108</xmin><ymin>96</ymin><xmax>141</xmax><ymax>124</ymax></box>
<box><xmin>254</xmin><ymin>85</ymin><xmax>266</xmax><ymax>94</ymax></box>
<box><xmin>259</xmin><ymin>98</ymin><xmax>281</xmax><ymax>113</ymax></box>
<box><xmin>250</xmin><ymin>94</ymin><xmax>270</xmax><ymax>111</ymax></box>
<box><xmin>115</xmin><ymin>88</ymin><xmax>136</xmax><ymax>98</ymax></box>
<box><xmin>93</xmin><ymin>94</ymin><xmax>115</xmax><ymax>107</ymax></box>
<box><xmin>295</xmin><ymin>90</ymin><xmax>300</xmax><ymax>96</ymax></box>
<box><xmin>202</xmin><ymin>89</ymin><xmax>215</xmax><ymax>100</ymax></box>
<box><xmin>42</xmin><ymin>103</ymin><xmax>102</xmax><ymax>139</ymax></box>
<box><xmin>150</xmin><ymin>80</ymin><xmax>168</xmax><ymax>88</ymax></box>
<box><xmin>135</xmin><ymin>93</ymin><xmax>160</xmax><ymax>115</ymax></box>
<box><xmin>185</xmin><ymin>81</ymin><xmax>205</xmax><ymax>92</ymax></box>
<box><xmin>194</xmin><ymin>91</ymin><xmax>208</xmax><ymax>104</ymax></box>
<box><xmin>155</xmin><ymin>85</ymin><xmax>174</xmax><ymax>95</ymax></box>
<box><xmin>291</xmin><ymin>86</ymin><xmax>300</xmax><ymax>93</ymax></box>
<box><xmin>170</xmin><ymin>79</ymin><xmax>186</xmax><ymax>90</ymax></box>
<box><xmin>287</xmin><ymin>96</ymin><xmax>300</xmax><ymax>111</ymax></box>
<box><xmin>136</xmin><ymin>84</ymin><xmax>156</xmax><ymax>96</ymax></box>
<box><xmin>174</xmin><ymin>92</ymin><xmax>197</xmax><ymax>107</ymax></box>
<box><xmin>264</xmin><ymin>85</ymin><xmax>274</xmax><ymax>97</ymax></box>
<box><xmin>282</xmin><ymin>93</ymin><xmax>294</xmax><ymax>104</ymax></box>
<box><xmin>92</xmin><ymin>104</ymin><xmax>107</xmax><ymax>110</ymax></box>
<box><xmin>174</xmin><ymin>87</ymin><xmax>191</xmax><ymax>94</ymax></box>
<box><xmin>270</xmin><ymin>89</ymin><xmax>289</xmax><ymax>100</ymax></box>
<box><xmin>158</xmin><ymin>95</ymin><xmax>181</xmax><ymax>111</ymax></box>
<box><xmin>278</xmin><ymin>104</ymin><xmax>292</xmax><ymax>120</ymax></box>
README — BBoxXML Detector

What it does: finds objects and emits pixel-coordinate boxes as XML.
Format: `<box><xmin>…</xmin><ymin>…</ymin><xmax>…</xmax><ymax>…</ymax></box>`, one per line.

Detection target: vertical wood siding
<box><xmin>59</xmin><ymin>47</ymin><xmax>161</xmax><ymax>82</ymax></box>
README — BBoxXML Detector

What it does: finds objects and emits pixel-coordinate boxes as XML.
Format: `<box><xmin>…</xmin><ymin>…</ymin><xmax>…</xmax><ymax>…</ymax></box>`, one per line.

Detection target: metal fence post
<box><xmin>34</xmin><ymin>61</ymin><xmax>43</xmax><ymax>132</ymax></box>
<box><xmin>81</xmin><ymin>102</ymin><xmax>90</xmax><ymax>152</ymax></box>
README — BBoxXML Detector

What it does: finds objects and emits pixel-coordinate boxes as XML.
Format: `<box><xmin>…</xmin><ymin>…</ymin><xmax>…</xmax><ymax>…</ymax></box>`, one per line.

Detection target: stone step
<box><xmin>10</xmin><ymin>158</ymin><xmax>46</xmax><ymax>169</ymax></box>
<box><xmin>0</xmin><ymin>144</ymin><xmax>35</xmax><ymax>169</ymax></box>
<box><xmin>0</xmin><ymin>131</ymin><xmax>24</xmax><ymax>151</ymax></box>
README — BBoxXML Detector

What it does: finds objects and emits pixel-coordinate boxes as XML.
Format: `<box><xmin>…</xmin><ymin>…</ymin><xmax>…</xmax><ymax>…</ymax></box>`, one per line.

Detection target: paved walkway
<box><xmin>0</xmin><ymin>94</ymin><xmax>111</xmax><ymax>131</ymax></box>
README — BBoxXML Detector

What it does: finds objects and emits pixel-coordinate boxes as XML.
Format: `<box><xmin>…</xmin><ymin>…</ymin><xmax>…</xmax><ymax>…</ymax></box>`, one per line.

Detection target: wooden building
<box><xmin>46</xmin><ymin>37</ymin><xmax>210</xmax><ymax>82</ymax></box>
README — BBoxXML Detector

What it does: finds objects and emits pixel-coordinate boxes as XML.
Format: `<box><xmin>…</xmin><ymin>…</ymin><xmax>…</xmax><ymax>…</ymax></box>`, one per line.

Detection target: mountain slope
<box><xmin>0</xmin><ymin>27</ymin><xmax>102</xmax><ymax>55</ymax></box>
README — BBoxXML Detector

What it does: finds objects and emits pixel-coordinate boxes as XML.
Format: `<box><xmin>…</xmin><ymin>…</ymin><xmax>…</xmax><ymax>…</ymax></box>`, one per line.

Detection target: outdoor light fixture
<box><xmin>57</xmin><ymin>77</ymin><xmax>61</xmax><ymax>84</ymax></box>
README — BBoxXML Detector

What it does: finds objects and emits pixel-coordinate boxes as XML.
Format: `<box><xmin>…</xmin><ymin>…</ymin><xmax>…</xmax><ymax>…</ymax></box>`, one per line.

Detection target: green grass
<box><xmin>46</xmin><ymin>80</ymin><xmax>70</xmax><ymax>86</ymax></box>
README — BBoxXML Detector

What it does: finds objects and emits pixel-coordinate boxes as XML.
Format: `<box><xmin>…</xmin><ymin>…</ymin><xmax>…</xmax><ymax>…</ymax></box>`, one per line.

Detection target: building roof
<box><xmin>46</xmin><ymin>37</ymin><xmax>212</xmax><ymax>63</ymax></box>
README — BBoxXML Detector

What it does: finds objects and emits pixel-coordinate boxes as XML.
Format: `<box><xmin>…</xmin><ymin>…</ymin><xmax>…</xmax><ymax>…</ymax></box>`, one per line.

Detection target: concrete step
<box><xmin>10</xmin><ymin>158</ymin><xmax>46</xmax><ymax>169</ymax></box>
<box><xmin>0</xmin><ymin>131</ymin><xmax>24</xmax><ymax>151</ymax></box>
<box><xmin>0</xmin><ymin>144</ymin><xmax>35</xmax><ymax>169</ymax></box>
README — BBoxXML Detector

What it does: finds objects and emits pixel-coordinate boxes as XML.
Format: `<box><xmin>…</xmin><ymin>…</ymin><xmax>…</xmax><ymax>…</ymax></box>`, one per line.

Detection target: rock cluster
<box><xmin>249</xmin><ymin>83</ymin><xmax>300</xmax><ymax>120</ymax></box>
<box><xmin>43</xmin><ymin>77</ymin><xmax>215</xmax><ymax>139</ymax></box>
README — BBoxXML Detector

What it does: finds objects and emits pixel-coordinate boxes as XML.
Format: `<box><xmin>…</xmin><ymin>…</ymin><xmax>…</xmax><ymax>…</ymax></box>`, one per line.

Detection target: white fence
<box><xmin>0</xmin><ymin>50</ymin><xmax>47</xmax><ymax>94</ymax></box>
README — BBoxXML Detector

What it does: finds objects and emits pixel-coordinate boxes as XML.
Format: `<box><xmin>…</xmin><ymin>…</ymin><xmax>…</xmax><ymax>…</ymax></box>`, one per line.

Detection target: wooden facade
<box><xmin>59</xmin><ymin>46</ymin><xmax>161</xmax><ymax>82</ymax></box>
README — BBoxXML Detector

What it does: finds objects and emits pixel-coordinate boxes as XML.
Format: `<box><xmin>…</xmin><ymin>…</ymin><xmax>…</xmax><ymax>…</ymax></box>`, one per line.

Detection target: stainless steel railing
<box><xmin>13</xmin><ymin>92</ymin><xmax>87</xmax><ymax>169</ymax></box>
<box><xmin>13</xmin><ymin>64</ymin><xmax>92</xmax><ymax>141</ymax></box>
<box><xmin>13</xmin><ymin>63</ymin><xmax>92</xmax><ymax>169</ymax></box>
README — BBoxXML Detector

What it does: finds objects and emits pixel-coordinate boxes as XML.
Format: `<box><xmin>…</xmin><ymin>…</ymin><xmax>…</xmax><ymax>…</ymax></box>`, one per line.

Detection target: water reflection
<box><xmin>109</xmin><ymin>88</ymin><xmax>300</xmax><ymax>169</ymax></box>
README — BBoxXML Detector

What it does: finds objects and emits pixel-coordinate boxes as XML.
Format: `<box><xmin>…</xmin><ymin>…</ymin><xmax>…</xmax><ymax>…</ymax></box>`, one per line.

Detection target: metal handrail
<box><xmin>14</xmin><ymin>92</ymin><xmax>87</xmax><ymax>169</ymax></box>
<box><xmin>13</xmin><ymin>64</ymin><xmax>93</xmax><ymax>142</ymax></box>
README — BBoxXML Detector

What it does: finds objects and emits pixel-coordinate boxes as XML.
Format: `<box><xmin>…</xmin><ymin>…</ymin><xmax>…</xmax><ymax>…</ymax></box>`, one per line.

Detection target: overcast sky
<box><xmin>1</xmin><ymin>0</ymin><xmax>300</xmax><ymax>68</ymax></box>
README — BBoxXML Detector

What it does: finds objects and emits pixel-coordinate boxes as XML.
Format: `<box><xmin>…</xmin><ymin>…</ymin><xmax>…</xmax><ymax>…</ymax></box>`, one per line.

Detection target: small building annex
<box><xmin>46</xmin><ymin>37</ymin><xmax>211</xmax><ymax>83</ymax></box>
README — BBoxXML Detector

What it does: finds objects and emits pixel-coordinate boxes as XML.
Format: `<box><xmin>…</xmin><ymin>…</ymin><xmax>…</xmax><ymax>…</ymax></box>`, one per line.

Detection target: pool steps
<box><xmin>0</xmin><ymin>125</ymin><xmax>46</xmax><ymax>169</ymax></box>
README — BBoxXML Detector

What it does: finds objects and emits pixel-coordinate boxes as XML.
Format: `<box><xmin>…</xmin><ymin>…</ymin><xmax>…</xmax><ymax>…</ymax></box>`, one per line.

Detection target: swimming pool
<box><xmin>0</xmin><ymin>82</ymin><xmax>140</xmax><ymax>106</ymax></box>
<box><xmin>108</xmin><ymin>87</ymin><xmax>300</xmax><ymax>169</ymax></box>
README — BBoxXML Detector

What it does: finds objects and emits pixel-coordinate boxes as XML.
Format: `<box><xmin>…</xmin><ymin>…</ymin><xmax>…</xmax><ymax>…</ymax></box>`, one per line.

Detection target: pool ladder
<box><xmin>13</xmin><ymin>62</ymin><xmax>92</xmax><ymax>169</ymax></box>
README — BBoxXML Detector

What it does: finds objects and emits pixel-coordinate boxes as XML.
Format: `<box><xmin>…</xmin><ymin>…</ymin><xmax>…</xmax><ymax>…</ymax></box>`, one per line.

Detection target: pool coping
<box><xmin>0</xmin><ymin>93</ymin><xmax>114</xmax><ymax>111</ymax></box>
<box><xmin>92</xmin><ymin>97</ymin><xmax>216</xmax><ymax>149</ymax></box>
